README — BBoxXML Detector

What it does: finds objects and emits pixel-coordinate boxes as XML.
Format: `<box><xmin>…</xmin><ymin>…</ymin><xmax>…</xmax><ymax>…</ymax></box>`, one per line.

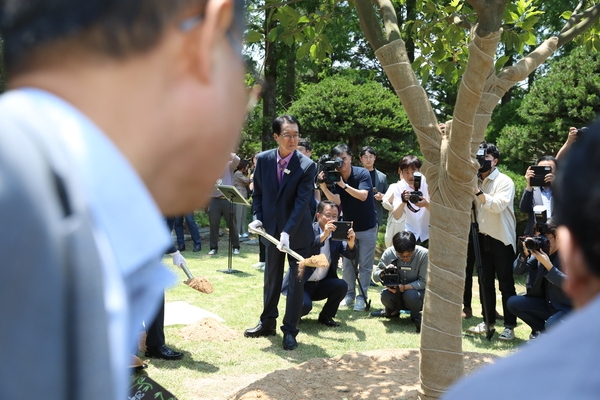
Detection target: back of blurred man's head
<box><xmin>0</xmin><ymin>0</ymin><xmax>245</xmax><ymax>74</ymax></box>
<box><xmin>554</xmin><ymin>120</ymin><xmax>600</xmax><ymax>308</ymax></box>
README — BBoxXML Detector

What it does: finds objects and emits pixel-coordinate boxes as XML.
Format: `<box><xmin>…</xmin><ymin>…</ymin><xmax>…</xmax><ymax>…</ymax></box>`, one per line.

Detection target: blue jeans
<box><xmin>173</xmin><ymin>213</ymin><xmax>201</xmax><ymax>247</ymax></box>
<box><xmin>342</xmin><ymin>225</ymin><xmax>377</xmax><ymax>301</ymax></box>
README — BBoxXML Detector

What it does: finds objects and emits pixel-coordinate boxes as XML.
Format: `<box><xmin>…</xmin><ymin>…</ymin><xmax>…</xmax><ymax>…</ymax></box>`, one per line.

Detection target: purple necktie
<box><xmin>278</xmin><ymin>159</ymin><xmax>287</xmax><ymax>184</ymax></box>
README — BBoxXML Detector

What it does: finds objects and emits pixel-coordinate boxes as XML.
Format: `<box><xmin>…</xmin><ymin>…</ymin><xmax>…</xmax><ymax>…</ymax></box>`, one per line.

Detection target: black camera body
<box><xmin>520</xmin><ymin>235</ymin><xmax>550</xmax><ymax>253</ymax></box>
<box><xmin>318</xmin><ymin>155</ymin><xmax>343</xmax><ymax>184</ymax></box>
<box><xmin>533</xmin><ymin>206</ymin><xmax>549</xmax><ymax>234</ymax></box>
<box><xmin>380</xmin><ymin>265</ymin><xmax>400</xmax><ymax>287</ymax></box>
<box><xmin>477</xmin><ymin>142</ymin><xmax>492</xmax><ymax>173</ymax></box>
<box><xmin>409</xmin><ymin>172</ymin><xmax>423</xmax><ymax>204</ymax></box>
<box><xmin>577</xmin><ymin>126</ymin><xmax>589</xmax><ymax>137</ymax></box>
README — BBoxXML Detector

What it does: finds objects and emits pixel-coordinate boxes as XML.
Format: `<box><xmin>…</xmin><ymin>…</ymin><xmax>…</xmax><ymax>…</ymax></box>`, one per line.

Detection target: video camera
<box><xmin>477</xmin><ymin>142</ymin><xmax>492</xmax><ymax>173</ymax></box>
<box><xmin>380</xmin><ymin>265</ymin><xmax>400</xmax><ymax>287</ymax></box>
<box><xmin>409</xmin><ymin>172</ymin><xmax>423</xmax><ymax>204</ymax></box>
<box><xmin>317</xmin><ymin>154</ymin><xmax>343</xmax><ymax>185</ymax></box>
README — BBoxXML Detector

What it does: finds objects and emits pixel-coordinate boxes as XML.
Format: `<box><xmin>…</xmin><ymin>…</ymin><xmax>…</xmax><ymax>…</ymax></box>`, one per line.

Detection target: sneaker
<box><xmin>260</xmin><ymin>264</ymin><xmax>265</xmax><ymax>271</ymax></box>
<box><xmin>340</xmin><ymin>296</ymin><xmax>355</xmax><ymax>307</ymax></box>
<box><xmin>529</xmin><ymin>330</ymin><xmax>541</xmax><ymax>340</ymax></box>
<box><xmin>353</xmin><ymin>298</ymin><xmax>366</xmax><ymax>312</ymax></box>
<box><xmin>498</xmin><ymin>327</ymin><xmax>515</xmax><ymax>341</ymax></box>
<box><xmin>208</xmin><ymin>249</ymin><xmax>217</xmax><ymax>255</ymax></box>
<box><xmin>233</xmin><ymin>248</ymin><xmax>240</xmax><ymax>255</ymax></box>
<box><xmin>252</xmin><ymin>261</ymin><xmax>265</xmax><ymax>269</ymax></box>
<box><xmin>241</xmin><ymin>233</ymin><xmax>249</xmax><ymax>238</ymax></box>
<box><xmin>467</xmin><ymin>322</ymin><xmax>492</xmax><ymax>335</ymax></box>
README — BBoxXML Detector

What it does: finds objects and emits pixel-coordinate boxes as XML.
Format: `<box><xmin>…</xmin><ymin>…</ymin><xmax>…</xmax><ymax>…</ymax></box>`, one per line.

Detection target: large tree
<box><xmin>350</xmin><ymin>1</ymin><xmax>600</xmax><ymax>398</ymax></box>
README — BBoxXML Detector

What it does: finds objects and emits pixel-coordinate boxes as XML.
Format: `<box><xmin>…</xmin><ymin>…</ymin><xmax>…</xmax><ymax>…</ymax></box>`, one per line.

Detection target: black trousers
<box><xmin>146</xmin><ymin>294</ymin><xmax>165</xmax><ymax>347</ymax></box>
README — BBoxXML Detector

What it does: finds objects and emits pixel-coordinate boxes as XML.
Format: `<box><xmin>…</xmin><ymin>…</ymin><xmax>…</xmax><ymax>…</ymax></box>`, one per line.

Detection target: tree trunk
<box><xmin>262</xmin><ymin>16</ymin><xmax>278</xmax><ymax>150</ymax></box>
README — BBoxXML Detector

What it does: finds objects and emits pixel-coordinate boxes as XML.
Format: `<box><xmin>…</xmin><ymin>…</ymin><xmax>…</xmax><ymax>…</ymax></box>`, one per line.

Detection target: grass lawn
<box><xmin>141</xmin><ymin>230</ymin><xmax>530</xmax><ymax>399</ymax></box>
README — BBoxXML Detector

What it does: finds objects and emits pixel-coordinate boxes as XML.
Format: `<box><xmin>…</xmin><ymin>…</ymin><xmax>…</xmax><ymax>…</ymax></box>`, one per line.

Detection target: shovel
<box><xmin>248</xmin><ymin>224</ymin><xmax>329</xmax><ymax>278</ymax></box>
<box><xmin>179</xmin><ymin>263</ymin><xmax>214</xmax><ymax>294</ymax></box>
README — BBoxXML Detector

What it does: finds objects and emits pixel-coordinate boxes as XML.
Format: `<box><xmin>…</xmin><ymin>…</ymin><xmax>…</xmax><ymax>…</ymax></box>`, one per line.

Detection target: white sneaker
<box><xmin>260</xmin><ymin>265</ymin><xmax>265</xmax><ymax>271</ymax></box>
<box><xmin>529</xmin><ymin>330</ymin><xmax>541</xmax><ymax>340</ymax></box>
<box><xmin>233</xmin><ymin>248</ymin><xmax>240</xmax><ymax>255</ymax></box>
<box><xmin>466</xmin><ymin>322</ymin><xmax>492</xmax><ymax>335</ymax></box>
<box><xmin>208</xmin><ymin>249</ymin><xmax>217</xmax><ymax>255</ymax></box>
<box><xmin>340</xmin><ymin>296</ymin><xmax>355</xmax><ymax>307</ymax></box>
<box><xmin>498</xmin><ymin>327</ymin><xmax>515</xmax><ymax>341</ymax></box>
<box><xmin>252</xmin><ymin>262</ymin><xmax>265</xmax><ymax>269</ymax></box>
<box><xmin>353</xmin><ymin>298</ymin><xmax>366</xmax><ymax>312</ymax></box>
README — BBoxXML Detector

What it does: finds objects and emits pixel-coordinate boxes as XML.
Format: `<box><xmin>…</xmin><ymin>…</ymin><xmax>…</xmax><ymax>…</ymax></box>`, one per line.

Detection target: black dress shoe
<box><xmin>244</xmin><ymin>323</ymin><xmax>276</xmax><ymax>338</ymax></box>
<box><xmin>193</xmin><ymin>244</ymin><xmax>201</xmax><ymax>252</ymax></box>
<box><xmin>144</xmin><ymin>345</ymin><xmax>183</xmax><ymax>360</ymax></box>
<box><xmin>318</xmin><ymin>315</ymin><xmax>340</xmax><ymax>327</ymax></box>
<box><xmin>177</xmin><ymin>245</ymin><xmax>186</xmax><ymax>252</ymax></box>
<box><xmin>282</xmin><ymin>333</ymin><xmax>298</xmax><ymax>350</ymax></box>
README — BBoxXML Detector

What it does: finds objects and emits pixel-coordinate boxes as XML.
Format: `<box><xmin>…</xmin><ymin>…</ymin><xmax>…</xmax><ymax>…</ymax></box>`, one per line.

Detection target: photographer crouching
<box><xmin>507</xmin><ymin>215</ymin><xmax>572</xmax><ymax>339</ymax></box>
<box><xmin>370</xmin><ymin>231</ymin><xmax>428</xmax><ymax>333</ymax></box>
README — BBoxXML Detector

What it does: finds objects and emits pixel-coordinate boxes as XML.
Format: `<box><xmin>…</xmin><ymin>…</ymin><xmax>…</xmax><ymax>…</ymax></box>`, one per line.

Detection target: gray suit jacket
<box><xmin>0</xmin><ymin>127</ymin><xmax>114</xmax><ymax>399</ymax></box>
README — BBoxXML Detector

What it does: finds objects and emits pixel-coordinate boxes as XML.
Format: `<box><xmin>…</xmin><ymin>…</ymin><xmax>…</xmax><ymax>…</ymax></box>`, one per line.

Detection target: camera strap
<box><xmin>406</xmin><ymin>202</ymin><xmax>421</xmax><ymax>213</ymax></box>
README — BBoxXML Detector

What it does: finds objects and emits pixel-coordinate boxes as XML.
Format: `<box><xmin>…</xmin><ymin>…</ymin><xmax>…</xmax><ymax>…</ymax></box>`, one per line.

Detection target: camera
<box><xmin>380</xmin><ymin>265</ymin><xmax>400</xmax><ymax>287</ymax></box>
<box><xmin>533</xmin><ymin>205</ymin><xmax>549</xmax><ymax>234</ymax></box>
<box><xmin>519</xmin><ymin>235</ymin><xmax>550</xmax><ymax>253</ymax></box>
<box><xmin>477</xmin><ymin>142</ymin><xmax>492</xmax><ymax>173</ymax></box>
<box><xmin>317</xmin><ymin>155</ymin><xmax>343</xmax><ymax>184</ymax></box>
<box><xmin>577</xmin><ymin>126</ymin><xmax>589</xmax><ymax>137</ymax></box>
<box><xmin>409</xmin><ymin>172</ymin><xmax>423</xmax><ymax>204</ymax></box>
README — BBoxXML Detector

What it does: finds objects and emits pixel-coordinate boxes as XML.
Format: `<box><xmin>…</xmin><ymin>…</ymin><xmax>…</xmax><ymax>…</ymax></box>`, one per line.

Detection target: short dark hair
<box><xmin>0</xmin><ymin>0</ymin><xmax>245</xmax><ymax>74</ymax></box>
<box><xmin>298</xmin><ymin>139</ymin><xmax>312</xmax><ymax>151</ymax></box>
<box><xmin>392</xmin><ymin>231</ymin><xmax>416</xmax><ymax>253</ymax></box>
<box><xmin>331</xmin><ymin>144</ymin><xmax>351</xmax><ymax>157</ymax></box>
<box><xmin>554</xmin><ymin>121</ymin><xmax>600</xmax><ymax>277</ymax></box>
<box><xmin>236</xmin><ymin>159</ymin><xmax>249</xmax><ymax>171</ymax></box>
<box><xmin>485</xmin><ymin>144</ymin><xmax>500</xmax><ymax>160</ymax></box>
<box><xmin>272</xmin><ymin>115</ymin><xmax>300</xmax><ymax>135</ymax></box>
<box><xmin>398</xmin><ymin>155</ymin><xmax>422</xmax><ymax>171</ymax></box>
<box><xmin>359</xmin><ymin>146</ymin><xmax>376</xmax><ymax>157</ymax></box>
<box><xmin>317</xmin><ymin>200</ymin><xmax>339</xmax><ymax>214</ymax></box>
<box><xmin>537</xmin><ymin>155</ymin><xmax>557</xmax><ymax>170</ymax></box>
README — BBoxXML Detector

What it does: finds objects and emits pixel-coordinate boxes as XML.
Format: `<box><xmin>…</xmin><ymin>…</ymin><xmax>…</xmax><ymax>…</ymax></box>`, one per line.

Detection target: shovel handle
<box><xmin>248</xmin><ymin>225</ymin><xmax>304</xmax><ymax>262</ymax></box>
<box><xmin>179</xmin><ymin>263</ymin><xmax>194</xmax><ymax>280</ymax></box>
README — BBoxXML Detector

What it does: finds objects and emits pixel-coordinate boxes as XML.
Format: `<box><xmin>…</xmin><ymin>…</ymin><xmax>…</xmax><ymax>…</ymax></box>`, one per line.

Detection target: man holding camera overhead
<box><xmin>370</xmin><ymin>231</ymin><xmax>428</xmax><ymax>333</ymax></box>
<box><xmin>466</xmin><ymin>143</ymin><xmax>518</xmax><ymax>341</ymax></box>
<box><xmin>520</xmin><ymin>155</ymin><xmax>557</xmax><ymax>236</ymax></box>
<box><xmin>319</xmin><ymin>144</ymin><xmax>377</xmax><ymax>312</ymax></box>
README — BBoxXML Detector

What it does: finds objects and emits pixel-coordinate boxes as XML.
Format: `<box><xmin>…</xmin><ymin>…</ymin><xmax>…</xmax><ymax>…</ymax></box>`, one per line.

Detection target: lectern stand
<box><xmin>216</xmin><ymin>185</ymin><xmax>250</xmax><ymax>274</ymax></box>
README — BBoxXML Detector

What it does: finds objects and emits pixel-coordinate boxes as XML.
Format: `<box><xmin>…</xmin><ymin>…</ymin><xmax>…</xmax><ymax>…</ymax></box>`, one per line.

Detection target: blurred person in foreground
<box><xmin>0</xmin><ymin>0</ymin><xmax>247</xmax><ymax>399</ymax></box>
<box><xmin>444</xmin><ymin>121</ymin><xmax>600</xmax><ymax>399</ymax></box>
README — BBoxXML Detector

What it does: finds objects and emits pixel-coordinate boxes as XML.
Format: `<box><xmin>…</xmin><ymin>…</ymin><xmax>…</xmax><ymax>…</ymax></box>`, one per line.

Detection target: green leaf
<box><xmin>495</xmin><ymin>55</ymin><xmax>510</xmax><ymax>70</ymax></box>
<box><xmin>245</xmin><ymin>30</ymin><xmax>263</xmax><ymax>44</ymax></box>
<box><xmin>560</xmin><ymin>11</ymin><xmax>573</xmax><ymax>20</ymax></box>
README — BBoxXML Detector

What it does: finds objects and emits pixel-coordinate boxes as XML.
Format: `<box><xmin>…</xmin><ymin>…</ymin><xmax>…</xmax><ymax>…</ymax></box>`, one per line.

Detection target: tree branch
<box><xmin>558</xmin><ymin>4</ymin><xmax>600</xmax><ymax>48</ymax></box>
<box><xmin>353</xmin><ymin>0</ymin><xmax>388</xmax><ymax>50</ymax></box>
<box><xmin>372</xmin><ymin>0</ymin><xmax>402</xmax><ymax>42</ymax></box>
<box><xmin>466</xmin><ymin>0</ymin><xmax>508</xmax><ymax>37</ymax></box>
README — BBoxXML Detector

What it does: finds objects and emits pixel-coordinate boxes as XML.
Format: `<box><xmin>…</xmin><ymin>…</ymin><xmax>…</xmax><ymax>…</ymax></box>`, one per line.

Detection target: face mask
<box><xmin>478</xmin><ymin>160</ymin><xmax>492</xmax><ymax>174</ymax></box>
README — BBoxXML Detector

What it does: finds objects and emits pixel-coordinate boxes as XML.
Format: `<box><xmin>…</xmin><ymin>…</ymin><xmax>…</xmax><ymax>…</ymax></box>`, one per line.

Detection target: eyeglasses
<box><xmin>280</xmin><ymin>134</ymin><xmax>300</xmax><ymax>141</ymax></box>
<box><xmin>322</xmin><ymin>213</ymin><xmax>338</xmax><ymax>219</ymax></box>
<box><xmin>361</xmin><ymin>155</ymin><xmax>375</xmax><ymax>160</ymax></box>
<box><xmin>397</xmin><ymin>251</ymin><xmax>415</xmax><ymax>261</ymax></box>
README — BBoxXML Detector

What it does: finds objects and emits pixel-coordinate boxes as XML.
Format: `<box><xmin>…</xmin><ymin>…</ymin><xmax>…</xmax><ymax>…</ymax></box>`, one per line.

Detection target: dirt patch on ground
<box><xmin>178</xmin><ymin>318</ymin><xmax>496</xmax><ymax>400</ymax></box>
<box><xmin>179</xmin><ymin>318</ymin><xmax>239</xmax><ymax>342</ymax></box>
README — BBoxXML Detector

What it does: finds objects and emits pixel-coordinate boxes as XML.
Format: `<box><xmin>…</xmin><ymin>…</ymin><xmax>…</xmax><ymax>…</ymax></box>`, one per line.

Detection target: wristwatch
<box><xmin>475</xmin><ymin>189</ymin><xmax>484</xmax><ymax>197</ymax></box>
<box><xmin>343</xmin><ymin>183</ymin><xmax>349</xmax><ymax>190</ymax></box>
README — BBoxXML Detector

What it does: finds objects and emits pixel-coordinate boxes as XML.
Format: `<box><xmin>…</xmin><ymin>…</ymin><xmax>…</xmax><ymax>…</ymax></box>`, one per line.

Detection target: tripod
<box><xmin>470</xmin><ymin>203</ymin><xmax>495</xmax><ymax>340</ymax></box>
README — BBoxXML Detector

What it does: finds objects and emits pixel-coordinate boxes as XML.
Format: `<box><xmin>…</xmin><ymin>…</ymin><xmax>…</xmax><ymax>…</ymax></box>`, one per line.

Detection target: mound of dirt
<box><xmin>224</xmin><ymin>349</ymin><xmax>497</xmax><ymax>400</ymax></box>
<box><xmin>184</xmin><ymin>348</ymin><xmax>498</xmax><ymax>399</ymax></box>
<box><xmin>179</xmin><ymin>318</ymin><xmax>239</xmax><ymax>342</ymax></box>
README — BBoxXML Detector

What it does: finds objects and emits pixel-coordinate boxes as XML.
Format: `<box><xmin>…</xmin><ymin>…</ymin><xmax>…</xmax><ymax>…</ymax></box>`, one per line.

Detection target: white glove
<box><xmin>277</xmin><ymin>232</ymin><xmax>290</xmax><ymax>252</ymax></box>
<box><xmin>170</xmin><ymin>250</ymin><xmax>186</xmax><ymax>267</ymax></box>
<box><xmin>249</xmin><ymin>219</ymin><xmax>263</xmax><ymax>231</ymax></box>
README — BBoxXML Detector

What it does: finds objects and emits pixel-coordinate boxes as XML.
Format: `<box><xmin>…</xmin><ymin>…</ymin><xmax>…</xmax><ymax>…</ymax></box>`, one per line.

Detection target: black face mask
<box><xmin>478</xmin><ymin>160</ymin><xmax>492</xmax><ymax>174</ymax></box>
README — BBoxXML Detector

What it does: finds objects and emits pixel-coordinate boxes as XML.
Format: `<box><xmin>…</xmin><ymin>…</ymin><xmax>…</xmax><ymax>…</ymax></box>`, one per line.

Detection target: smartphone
<box><xmin>530</xmin><ymin>165</ymin><xmax>552</xmax><ymax>187</ymax></box>
<box><xmin>331</xmin><ymin>221</ymin><xmax>352</xmax><ymax>241</ymax></box>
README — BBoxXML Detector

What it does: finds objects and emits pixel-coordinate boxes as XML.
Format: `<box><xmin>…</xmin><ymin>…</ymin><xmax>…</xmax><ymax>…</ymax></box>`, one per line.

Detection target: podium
<box><xmin>216</xmin><ymin>185</ymin><xmax>250</xmax><ymax>274</ymax></box>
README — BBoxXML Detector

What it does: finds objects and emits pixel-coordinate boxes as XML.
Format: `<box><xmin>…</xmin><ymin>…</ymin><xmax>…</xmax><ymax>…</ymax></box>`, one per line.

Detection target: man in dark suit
<box><xmin>244</xmin><ymin>115</ymin><xmax>317</xmax><ymax>350</ymax></box>
<box><xmin>520</xmin><ymin>155</ymin><xmax>556</xmax><ymax>236</ymax></box>
<box><xmin>282</xmin><ymin>201</ymin><xmax>355</xmax><ymax>326</ymax></box>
